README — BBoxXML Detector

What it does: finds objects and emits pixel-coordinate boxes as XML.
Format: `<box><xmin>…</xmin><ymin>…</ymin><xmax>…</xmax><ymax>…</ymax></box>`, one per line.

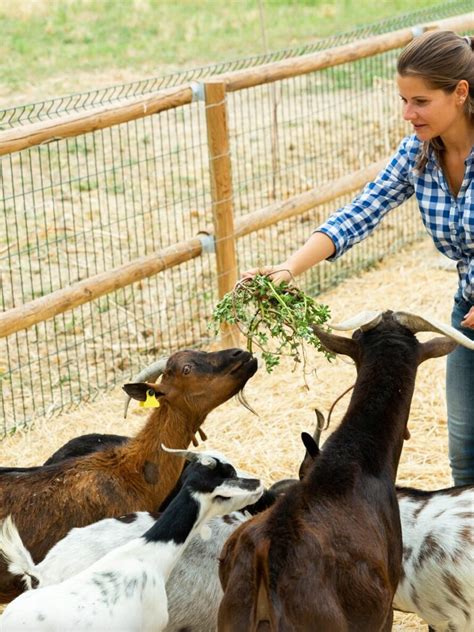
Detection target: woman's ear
<box><xmin>454</xmin><ymin>79</ymin><xmax>469</xmax><ymax>104</ymax></box>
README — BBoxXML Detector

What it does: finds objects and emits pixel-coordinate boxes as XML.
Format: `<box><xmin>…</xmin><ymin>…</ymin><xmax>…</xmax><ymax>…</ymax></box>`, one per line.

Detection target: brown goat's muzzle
<box><xmin>229</xmin><ymin>354</ymin><xmax>258</xmax><ymax>378</ymax></box>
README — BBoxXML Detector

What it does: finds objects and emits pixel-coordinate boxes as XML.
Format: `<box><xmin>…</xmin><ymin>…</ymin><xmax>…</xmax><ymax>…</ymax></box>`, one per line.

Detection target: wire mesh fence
<box><xmin>0</xmin><ymin>0</ymin><xmax>470</xmax><ymax>434</ymax></box>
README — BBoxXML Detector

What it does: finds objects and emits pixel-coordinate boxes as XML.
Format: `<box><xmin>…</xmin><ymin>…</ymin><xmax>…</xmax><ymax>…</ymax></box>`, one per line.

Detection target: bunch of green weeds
<box><xmin>211</xmin><ymin>275</ymin><xmax>334</xmax><ymax>372</ymax></box>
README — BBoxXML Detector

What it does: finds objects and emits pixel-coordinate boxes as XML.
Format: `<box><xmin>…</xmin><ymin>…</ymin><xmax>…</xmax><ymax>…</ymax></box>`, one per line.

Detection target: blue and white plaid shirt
<box><xmin>317</xmin><ymin>134</ymin><xmax>474</xmax><ymax>302</ymax></box>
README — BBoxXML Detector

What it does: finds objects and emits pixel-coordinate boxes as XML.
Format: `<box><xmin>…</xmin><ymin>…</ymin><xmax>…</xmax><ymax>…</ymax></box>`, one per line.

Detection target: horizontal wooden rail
<box><xmin>0</xmin><ymin>157</ymin><xmax>388</xmax><ymax>338</ymax></box>
<box><xmin>234</xmin><ymin>158</ymin><xmax>387</xmax><ymax>238</ymax></box>
<box><xmin>0</xmin><ymin>85</ymin><xmax>193</xmax><ymax>156</ymax></box>
<box><xmin>0</xmin><ymin>239</ymin><xmax>202</xmax><ymax>338</ymax></box>
<box><xmin>0</xmin><ymin>14</ymin><xmax>472</xmax><ymax>157</ymax></box>
<box><xmin>222</xmin><ymin>14</ymin><xmax>474</xmax><ymax>92</ymax></box>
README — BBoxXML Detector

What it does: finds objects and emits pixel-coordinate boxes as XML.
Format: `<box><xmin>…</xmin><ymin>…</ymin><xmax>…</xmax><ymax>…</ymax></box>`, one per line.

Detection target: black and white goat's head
<box><xmin>161</xmin><ymin>445</ymin><xmax>264</xmax><ymax>529</ymax></box>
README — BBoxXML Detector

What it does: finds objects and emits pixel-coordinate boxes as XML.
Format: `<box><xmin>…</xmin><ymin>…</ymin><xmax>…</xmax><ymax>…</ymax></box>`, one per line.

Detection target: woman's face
<box><xmin>396</xmin><ymin>74</ymin><xmax>465</xmax><ymax>141</ymax></box>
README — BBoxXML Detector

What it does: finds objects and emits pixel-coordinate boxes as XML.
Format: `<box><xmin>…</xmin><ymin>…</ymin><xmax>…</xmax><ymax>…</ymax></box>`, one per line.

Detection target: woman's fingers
<box><xmin>240</xmin><ymin>266</ymin><xmax>277</xmax><ymax>281</ymax></box>
<box><xmin>460</xmin><ymin>305</ymin><xmax>474</xmax><ymax>329</ymax></box>
<box><xmin>240</xmin><ymin>267</ymin><xmax>293</xmax><ymax>285</ymax></box>
<box><xmin>267</xmin><ymin>269</ymin><xmax>293</xmax><ymax>285</ymax></box>
<box><xmin>241</xmin><ymin>267</ymin><xmax>265</xmax><ymax>279</ymax></box>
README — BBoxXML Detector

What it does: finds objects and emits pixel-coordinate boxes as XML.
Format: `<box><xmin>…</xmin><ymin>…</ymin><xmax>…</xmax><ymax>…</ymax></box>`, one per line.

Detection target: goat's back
<box><xmin>0</xmin><ymin>456</ymin><xmax>149</xmax><ymax>543</ymax></box>
<box><xmin>220</xmin><ymin>477</ymin><xmax>401</xmax><ymax>631</ymax></box>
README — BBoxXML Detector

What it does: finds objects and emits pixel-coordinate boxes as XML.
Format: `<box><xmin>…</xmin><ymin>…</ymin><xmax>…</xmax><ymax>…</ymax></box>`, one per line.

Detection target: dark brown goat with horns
<box><xmin>0</xmin><ymin>347</ymin><xmax>257</xmax><ymax>603</ymax></box>
<box><xmin>218</xmin><ymin>310</ymin><xmax>474</xmax><ymax>632</ymax></box>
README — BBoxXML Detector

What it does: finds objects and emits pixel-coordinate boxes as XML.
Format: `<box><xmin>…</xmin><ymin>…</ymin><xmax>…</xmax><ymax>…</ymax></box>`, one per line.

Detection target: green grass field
<box><xmin>1</xmin><ymin>0</ymin><xmax>443</xmax><ymax>103</ymax></box>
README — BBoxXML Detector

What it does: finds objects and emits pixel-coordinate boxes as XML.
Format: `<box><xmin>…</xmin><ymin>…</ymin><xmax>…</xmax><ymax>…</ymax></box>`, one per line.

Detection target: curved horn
<box><xmin>394</xmin><ymin>312</ymin><xmax>474</xmax><ymax>350</ymax></box>
<box><xmin>123</xmin><ymin>358</ymin><xmax>169</xmax><ymax>418</ymax></box>
<box><xmin>330</xmin><ymin>310</ymin><xmax>383</xmax><ymax>332</ymax></box>
<box><xmin>161</xmin><ymin>445</ymin><xmax>200</xmax><ymax>463</ymax></box>
<box><xmin>131</xmin><ymin>357</ymin><xmax>169</xmax><ymax>383</ymax></box>
<box><xmin>313</xmin><ymin>408</ymin><xmax>325</xmax><ymax>446</ymax></box>
<box><xmin>160</xmin><ymin>445</ymin><xmax>217</xmax><ymax>469</ymax></box>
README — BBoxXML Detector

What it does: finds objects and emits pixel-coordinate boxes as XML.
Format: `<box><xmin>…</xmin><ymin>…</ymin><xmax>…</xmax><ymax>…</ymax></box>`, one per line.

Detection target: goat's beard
<box><xmin>236</xmin><ymin>389</ymin><xmax>258</xmax><ymax>416</ymax></box>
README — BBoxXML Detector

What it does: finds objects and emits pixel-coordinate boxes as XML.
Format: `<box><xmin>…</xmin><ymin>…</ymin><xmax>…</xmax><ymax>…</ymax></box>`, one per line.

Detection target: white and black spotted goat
<box><xmin>394</xmin><ymin>485</ymin><xmax>474</xmax><ymax>632</ymax></box>
<box><xmin>0</xmin><ymin>510</ymin><xmax>253</xmax><ymax>632</ymax></box>
<box><xmin>0</xmin><ymin>446</ymin><xmax>264</xmax><ymax>632</ymax></box>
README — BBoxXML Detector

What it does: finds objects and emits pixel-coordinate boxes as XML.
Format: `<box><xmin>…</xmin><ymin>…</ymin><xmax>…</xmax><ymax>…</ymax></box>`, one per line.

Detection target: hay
<box><xmin>0</xmin><ymin>238</ymin><xmax>458</xmax><ymax>628</ymax></box>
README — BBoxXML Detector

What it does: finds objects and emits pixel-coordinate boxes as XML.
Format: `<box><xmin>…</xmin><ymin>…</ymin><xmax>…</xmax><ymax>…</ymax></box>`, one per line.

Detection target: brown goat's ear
<box><xmin>418</xmin><ymin>336</ymin><xmax>458</xmax><ymax>364</ymax></box>
<box><xmin>122</xmin><ymin>382</ymin><xmax>166</xmax><ymax>402</ymax></box>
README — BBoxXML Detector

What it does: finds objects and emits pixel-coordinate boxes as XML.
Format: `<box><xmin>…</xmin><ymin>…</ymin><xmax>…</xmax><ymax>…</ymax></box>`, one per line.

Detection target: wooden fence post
<box><xmin>204</xmin><ymin>80</ymin><xmax>240</xmax><ymax>347</ymax></box>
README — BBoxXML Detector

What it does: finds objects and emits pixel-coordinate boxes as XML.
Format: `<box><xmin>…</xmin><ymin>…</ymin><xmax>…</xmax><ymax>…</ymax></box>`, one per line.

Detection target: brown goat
<box><xmin>0</xmin><ymin>347</ymin><xmax>257</xmax><ymax>603</ymax></box>
<box><xmin>218</xmin><ymin>311</ymin><xmax>472</xmax><ymax>632</ymax></box>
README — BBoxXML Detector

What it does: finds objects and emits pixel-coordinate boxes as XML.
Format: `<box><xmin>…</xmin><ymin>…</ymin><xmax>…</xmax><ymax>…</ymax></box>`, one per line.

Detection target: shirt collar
<box><xmin>425</xmin><ymin>140</ymin><xmax>474</xmax><ymax>166</ymax></box>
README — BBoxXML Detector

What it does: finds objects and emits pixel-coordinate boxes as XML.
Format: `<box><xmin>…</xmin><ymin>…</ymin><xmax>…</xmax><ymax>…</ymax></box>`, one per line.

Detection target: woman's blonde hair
<box><xmin>397</xmin><ymin>30</ymin><xmax>473</xmax><ymax>171</ymax></box>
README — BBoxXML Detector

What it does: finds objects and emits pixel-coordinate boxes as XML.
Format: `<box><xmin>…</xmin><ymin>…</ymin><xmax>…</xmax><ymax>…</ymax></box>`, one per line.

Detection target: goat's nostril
<box><xmin>231</xmin><ymin>349</ymin><xmax>244</xmax><ymax>357</ymax></box>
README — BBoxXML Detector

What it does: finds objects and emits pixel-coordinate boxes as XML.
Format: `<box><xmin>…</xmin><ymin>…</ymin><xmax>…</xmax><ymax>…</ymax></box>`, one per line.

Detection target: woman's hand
<box><xmin>461</xmin><ymin>305</ymin><xmax>474</xmax><ymax>329</ymax></box>
<box><xmin>239</xmin><ymin>232</ymin><xmax>336</xmax><ymax>287</ymax></box>
<box><xmin>239</xmin><ymin>265</ymin><xmax>293</xmax><ymax>286</ymax></box>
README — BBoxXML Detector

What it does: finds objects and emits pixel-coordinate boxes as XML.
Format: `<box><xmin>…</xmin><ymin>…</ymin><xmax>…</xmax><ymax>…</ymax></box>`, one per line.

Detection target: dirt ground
<box><xmin>0</xmin><ymin>237</ymin><xmax>460</xmax><ymax>629</ymax></box>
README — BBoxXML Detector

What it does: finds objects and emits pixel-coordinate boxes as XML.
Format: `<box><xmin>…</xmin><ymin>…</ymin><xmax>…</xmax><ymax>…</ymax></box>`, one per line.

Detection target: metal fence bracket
<box><xmin>191</xmin><ymin>81</ymin><xmax>205</xmax><ymax>102</ymax></box>
<box><xmin>197</xmin><ymin>232</ymin><xmax>216</xmax><ymax>253</ymax></box>
<box><xmin>411</xmin><ymin>25</ymin><xmax>426</xmax><ymax>37</ymax></box>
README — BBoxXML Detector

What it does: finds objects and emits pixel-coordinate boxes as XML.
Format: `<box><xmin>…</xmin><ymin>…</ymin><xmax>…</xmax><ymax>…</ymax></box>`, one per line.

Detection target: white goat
<box><xmin>0</xmin><ymin>511</ymin><xmax>248</xmax><ymax>632</ymax></box>
<box><xmin>0</xmin><ymin>446</ymin><xmax>263</xmax><ymax>632</ymax></box>
<box><xmin>394</xmin><ymin>485</ymin><xmax>474</xmax><ymax>632</ymax></box>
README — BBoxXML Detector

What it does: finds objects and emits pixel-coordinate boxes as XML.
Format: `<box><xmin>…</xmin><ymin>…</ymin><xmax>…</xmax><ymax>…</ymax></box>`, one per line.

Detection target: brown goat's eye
<box><xmin>182</xmin><ymin>364</ymin><xmax>192</xmax><ymax>375</ymax></box>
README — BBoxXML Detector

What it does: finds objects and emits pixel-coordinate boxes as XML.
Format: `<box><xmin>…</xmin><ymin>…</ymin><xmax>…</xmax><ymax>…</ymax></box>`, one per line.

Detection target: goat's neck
<box><xmin>124</xmin><ymin>403</ymin><xmax>204</xmax><ymax>478</ymax></box>
<box><xmin>323</xmin><ymin>350</ymin><xmax>418</xmax><ymax>481</ymax></box>
<box><xmin>137</xmin><ymin>488</ymin><xmax>206</xmax><ymax>579</ymax></box>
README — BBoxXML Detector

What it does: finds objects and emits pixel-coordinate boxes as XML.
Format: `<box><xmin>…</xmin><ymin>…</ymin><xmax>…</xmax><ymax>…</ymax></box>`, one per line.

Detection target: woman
<box><xmin>243</xmin><ymin>31</ymin><xmax>474</xmax><ymax>485</ymax></box>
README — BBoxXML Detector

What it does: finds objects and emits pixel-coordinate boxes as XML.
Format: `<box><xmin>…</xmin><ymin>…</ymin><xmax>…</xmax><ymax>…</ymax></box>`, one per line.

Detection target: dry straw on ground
<box><xmin>0</xmin><ymin>238</ymin><xmax>459</xmax><ymax>629</ymax></box>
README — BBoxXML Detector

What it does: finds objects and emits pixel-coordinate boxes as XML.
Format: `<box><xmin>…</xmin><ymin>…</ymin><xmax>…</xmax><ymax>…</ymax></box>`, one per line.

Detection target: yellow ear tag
<box><xmin>139</xmin><ymin>389</ymin><xmax>160</xmax><ymax>408</ymax></box>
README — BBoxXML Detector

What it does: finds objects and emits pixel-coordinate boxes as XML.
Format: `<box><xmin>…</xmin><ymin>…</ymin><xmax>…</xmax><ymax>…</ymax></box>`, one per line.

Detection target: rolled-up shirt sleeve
<box><xmin>316</xmin><ymin>137</ymin><xmax>416</xmax><ymax>260</ymax></box>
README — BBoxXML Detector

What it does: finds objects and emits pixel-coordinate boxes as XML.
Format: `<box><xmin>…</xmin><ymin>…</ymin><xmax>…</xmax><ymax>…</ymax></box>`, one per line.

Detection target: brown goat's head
<box><xmin>123</xmin><ymin>348</ymin><xmax>257</xmax><ymax>424</ymax></box>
